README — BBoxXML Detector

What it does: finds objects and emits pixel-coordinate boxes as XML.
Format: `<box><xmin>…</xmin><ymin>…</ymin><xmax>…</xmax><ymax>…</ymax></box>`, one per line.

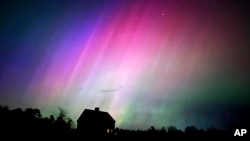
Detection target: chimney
<box><xmin>95</xmin><ymin>107</ymin><xmax>99</xmax><ymax>112</ymax></box>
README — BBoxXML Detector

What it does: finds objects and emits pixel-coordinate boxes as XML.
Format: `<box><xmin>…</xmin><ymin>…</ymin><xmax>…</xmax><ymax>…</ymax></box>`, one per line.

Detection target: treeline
<box><xmin>0</xmin><ymin>105</ymin><xmax>74</xmax><ymax>139</ymax></box>
<box><xmin>114</xmin><ymin>126</ymin><xmax>231</xmax><ymax>140</ymax></box>
<box><xmin>0</xmin><ymin>105</ymin><xmax>246</xmax><ymax>140</ymax></box>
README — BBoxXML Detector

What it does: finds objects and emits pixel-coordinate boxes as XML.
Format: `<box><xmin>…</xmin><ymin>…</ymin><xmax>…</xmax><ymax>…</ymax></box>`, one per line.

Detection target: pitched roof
<box><xmin>77</xmin><ymin>108</ymin><xmax>115</xmax><ymax>123</ymax></box>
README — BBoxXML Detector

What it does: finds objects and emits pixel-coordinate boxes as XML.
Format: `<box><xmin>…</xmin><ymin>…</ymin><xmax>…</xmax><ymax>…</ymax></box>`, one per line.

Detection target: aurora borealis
<box><xmin>0</xmin><ymin>0</ymin><xmax>249</xmax><ymax>130</ymax></box>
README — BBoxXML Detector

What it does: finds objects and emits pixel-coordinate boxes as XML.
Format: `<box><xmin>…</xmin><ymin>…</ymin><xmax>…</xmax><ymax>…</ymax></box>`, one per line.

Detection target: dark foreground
<box><xmin>0</xmin><ymin>105</ymin><xmax>249</xmax><ymax>140</ymax></box>
<box><xmin>1</xmin><ymin>124</ymin><xmax>249</xmax><ymax>140</ymax></box>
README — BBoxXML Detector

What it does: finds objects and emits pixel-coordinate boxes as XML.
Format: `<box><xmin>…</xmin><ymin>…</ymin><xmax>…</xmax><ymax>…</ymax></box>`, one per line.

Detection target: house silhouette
<box><xmin>77</xmin><ymin>107</ymin><xmax>115</xmax><ymax>135</ymax></box>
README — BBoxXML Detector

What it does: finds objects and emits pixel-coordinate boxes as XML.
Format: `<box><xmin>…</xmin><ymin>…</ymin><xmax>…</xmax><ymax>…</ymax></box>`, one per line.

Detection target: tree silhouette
<box><xmin>0</xmin><ymin>105</ymin><xmax>238</xmax><ymax>140</ymax></box>
<box><xmin>49</xmin><ymin>107</ymin><xmax>76</xmax><ymax>139</ymax></box>
<box><xmin>55</xmin><ymin>107</ymin><xmax>75</xmax><ymax>129</ymax></box>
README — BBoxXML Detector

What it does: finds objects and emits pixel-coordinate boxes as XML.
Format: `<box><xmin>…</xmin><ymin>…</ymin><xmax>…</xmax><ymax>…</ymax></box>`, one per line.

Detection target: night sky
<box><xmin>0</xmin><ymin>0</ymin><xmax>249</xmax><ymax>130</ymax></box>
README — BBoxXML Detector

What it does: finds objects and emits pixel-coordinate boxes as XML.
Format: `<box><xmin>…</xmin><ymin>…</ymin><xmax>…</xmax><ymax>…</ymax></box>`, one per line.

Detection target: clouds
<box><xmin>101</xmin><ymin>85</ymin><xmax>124</xmax><ymax>93</ymax></box>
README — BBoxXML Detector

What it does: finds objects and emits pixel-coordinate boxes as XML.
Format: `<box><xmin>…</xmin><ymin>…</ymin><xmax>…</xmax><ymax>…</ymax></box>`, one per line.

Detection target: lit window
<box><xmin>107</xmin><ymin>129</ymin><xmax>110</xmax><ymax>133</ymax></box>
